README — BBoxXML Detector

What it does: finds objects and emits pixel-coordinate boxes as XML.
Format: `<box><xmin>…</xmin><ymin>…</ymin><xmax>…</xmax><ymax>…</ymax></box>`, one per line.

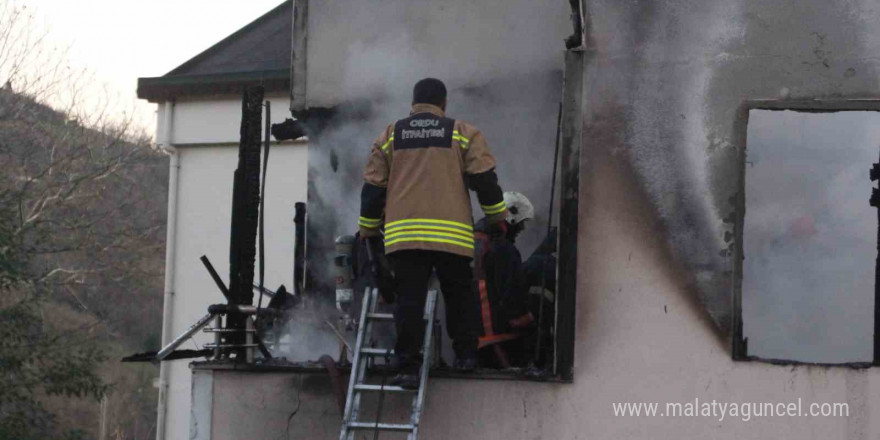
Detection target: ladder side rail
<box><xmin>339</xmin><ymin>286</ymin><xmax>374</xmax><ymax>440</ymax></box>
<box><xmin>410</xmin><ymin>289</ymin><xmax>439</xmax><ymax>439</ymax></box>
<box><xmin>347</xmin><ymin>287</ymin><xmax>381</xmax><ymax>439</ymax></box>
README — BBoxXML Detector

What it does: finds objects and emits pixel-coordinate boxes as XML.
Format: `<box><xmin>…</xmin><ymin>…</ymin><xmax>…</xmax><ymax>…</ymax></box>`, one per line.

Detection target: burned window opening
<box><xmin>288</xmin><ymin>66</ymin><xmax>582</xmax><ymax>383</ymax></box>
<box><xmin>732</xmin><ymin>100</ymin><xmax>880</xmax><ymax>368</ymax></box>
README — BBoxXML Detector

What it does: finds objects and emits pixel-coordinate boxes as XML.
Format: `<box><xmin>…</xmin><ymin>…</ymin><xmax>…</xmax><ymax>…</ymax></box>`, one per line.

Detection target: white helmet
<box><xmin>503</xmin><ymin>191</ymin><xmax>534</xmax><ymax>225</ymax></box>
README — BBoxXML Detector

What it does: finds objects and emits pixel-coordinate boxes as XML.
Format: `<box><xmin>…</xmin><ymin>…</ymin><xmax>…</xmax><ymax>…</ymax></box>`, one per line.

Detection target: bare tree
<box><xmin>0</xmin><ymin>1</ymin><xmax>167</xmax><ymax>438</ymax></box>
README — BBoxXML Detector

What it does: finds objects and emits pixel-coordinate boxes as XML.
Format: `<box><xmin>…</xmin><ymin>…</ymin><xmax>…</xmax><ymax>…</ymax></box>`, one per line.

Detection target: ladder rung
<box><xmin>366</xmin><ymin>313</ymin><xmax>394</xmax><ymax>321</ymax></box>
<box><xmin>354</xmin><ymin>384</ymin><xmax>415</xmax><ymax>393</ymax></box>
<box><xmin>347</xmin><ymin>422</ymin><xmax>415</xmax><ymax>431</ymax></box>
<box><xmin>360</xmin><ymin>348</ymin><xmax>394</xmax><ymax>356</ymax></box>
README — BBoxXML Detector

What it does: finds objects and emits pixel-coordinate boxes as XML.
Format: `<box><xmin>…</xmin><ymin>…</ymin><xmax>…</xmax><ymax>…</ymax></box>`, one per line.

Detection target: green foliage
<box><xmin>141</xmin><ymin>332</ymin><xmax>161</xmax><ymax>352</ymax></box>
<box><xmin>0</xmin><ymin>294</ymin><xmax>108</xmax><ymax>440</ymax></box>
<box><xmin>63</xmin><ymin>429</ymin><xmax>90</xmax><ymax>440</ymax></box>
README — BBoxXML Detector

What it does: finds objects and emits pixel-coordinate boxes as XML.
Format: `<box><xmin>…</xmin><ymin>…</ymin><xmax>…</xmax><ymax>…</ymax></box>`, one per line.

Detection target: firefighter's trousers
<box><xmin>388</xmin><ymin>250</ymin><xmax>480</xmax><ymax>369</ymax></box>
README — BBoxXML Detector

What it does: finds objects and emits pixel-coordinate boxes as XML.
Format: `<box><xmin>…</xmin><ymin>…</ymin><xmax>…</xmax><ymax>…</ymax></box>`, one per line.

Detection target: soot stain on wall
<box><xmin>582</xmin><ymin>0</ymin><xmax>880</xmax><ymax>339</ymax></box>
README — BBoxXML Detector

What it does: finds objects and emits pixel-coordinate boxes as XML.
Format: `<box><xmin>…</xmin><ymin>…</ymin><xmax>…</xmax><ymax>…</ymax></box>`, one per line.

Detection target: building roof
<box><xmin>137</xmin><ymin>1</ymin><xmax>292</xmax><ymax>102</ymax></box>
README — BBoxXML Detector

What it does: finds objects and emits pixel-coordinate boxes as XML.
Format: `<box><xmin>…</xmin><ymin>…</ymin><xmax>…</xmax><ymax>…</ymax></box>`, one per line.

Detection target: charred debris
<box><xmin>124</xmin><ymin>86</ymin><xmax>309</xmax><ymax>366</ymax></box>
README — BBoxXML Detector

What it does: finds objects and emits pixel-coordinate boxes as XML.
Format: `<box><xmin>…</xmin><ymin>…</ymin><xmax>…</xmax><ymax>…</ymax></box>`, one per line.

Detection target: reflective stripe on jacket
<box><xmin>359</xmin><ymin>103</ymin><xmax>507</xmax><ymax>258</ymax></box>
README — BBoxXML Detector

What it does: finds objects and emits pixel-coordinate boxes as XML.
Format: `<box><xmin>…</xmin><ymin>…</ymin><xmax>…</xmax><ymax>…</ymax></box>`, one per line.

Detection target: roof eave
<box><xmin>137</xmin><ymin>69</ymin><xmax>290</xmax><ymax>103</ymax></box>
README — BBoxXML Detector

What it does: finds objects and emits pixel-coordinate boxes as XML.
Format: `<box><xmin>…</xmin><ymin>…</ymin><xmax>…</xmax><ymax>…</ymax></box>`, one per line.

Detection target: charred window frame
<box><xmin>731</xmin><ymin>99</ymin><xmax>880</xmax><ymax>367</ymax></box>
<box><xmin>551</xmin><ymin>49</ymin><xmax>583</xmax><ymax>382</ymax></box>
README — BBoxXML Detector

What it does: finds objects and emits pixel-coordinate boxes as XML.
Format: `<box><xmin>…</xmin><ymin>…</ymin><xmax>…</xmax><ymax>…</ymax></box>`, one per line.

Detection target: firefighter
<box><xmin>473</xmin><ymin>191</ymin><xmax>535</xmax><ymax>368</ymax></box>
<box><xmin>358</xmin><ymin>78</ymin><xmax>508</xmax><ymax>388</ymax></box>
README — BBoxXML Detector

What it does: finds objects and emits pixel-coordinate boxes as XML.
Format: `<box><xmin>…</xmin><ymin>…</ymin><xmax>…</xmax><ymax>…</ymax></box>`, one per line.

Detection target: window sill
<box><xmin>190</xmin><ymin>359</ymin><xmax>572</xmax><ymax>383</ymax></box>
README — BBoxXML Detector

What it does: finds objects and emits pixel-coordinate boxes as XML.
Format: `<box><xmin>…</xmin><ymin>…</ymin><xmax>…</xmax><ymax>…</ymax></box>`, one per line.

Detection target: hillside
<box><xmin>0</xmin><ymin>87</ymin><xmax>168</xmax><ymax>440</ymax></box>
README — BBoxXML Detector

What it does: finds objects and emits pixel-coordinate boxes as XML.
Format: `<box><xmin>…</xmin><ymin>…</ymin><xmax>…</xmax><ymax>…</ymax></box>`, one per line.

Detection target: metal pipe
<box><xmin>202</xmin><ymin>304</ymin><xmax>275</xmax><ymax>359</ymax></box>
<box><xmin>157</xmin><ymin>100</ymin><xmax>177</xmax><ymax>440</ymax></box>
<box><xmin>213</xmin><ymin>315</ymin><xmax>222</xmax><ymax>360</ymax></box>
<box><xmin>156</xmin><ymin>313</ymin><xmax>215</xmax><ymax>361</ymax></box>
<box><xmin>207</xmin><ymin>304</ymin><xmax>281</xmax><ymax>317</ymax></box>
<box><xmin>257</xmin><ymin>100</ymin><xmax>271</xmax><ymax>316</ymax></box>
<box><xmin>871</xmin><ymin>154</ymin><xmax>880</xmax><ymax>365</ymax></box>
<box><xmin>246</xmin><ymin>317</ymin><xmax>255</xmax><ymax>363</ymax></box>
<box><xmin>204</xmin><ymin>328</ymin><xmax>256</xmax><ymax>333</ymax></box>
<box><xmin>204</xmin><ymin>343</ymin><xmax>258</xmax><ymax>349</ymax></box>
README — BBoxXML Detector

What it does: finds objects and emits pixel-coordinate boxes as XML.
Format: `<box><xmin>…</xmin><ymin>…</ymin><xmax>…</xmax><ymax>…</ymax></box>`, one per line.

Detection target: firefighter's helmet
<box><xmin>503</xmin><ymin>191</ymin><xmax>534</xmax><ymax>225</ymax></box>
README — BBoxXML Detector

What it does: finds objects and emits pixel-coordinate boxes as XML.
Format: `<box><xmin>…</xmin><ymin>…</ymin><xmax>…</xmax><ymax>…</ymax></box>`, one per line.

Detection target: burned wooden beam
<box><xmin>122</xmin><ymin>349</ymin><xmax>212</xmax><ymax>363</ymax></box>
<box><xmin>201</xmin><ymin>255</ymin><xmax>231</xmax><ymax>300</ymax></box>
<box><xmin>229</xmin><ymin>85</ymin><xmax>264</xmax><ymax>308</ymax></box>
<box><xmin>227</xmin><ymin>86</ymin><xmax>265</xmax><ymax>351</ymax></box>
<box><xmin>293</xmin><ymin>202</ymin><xmax>306</xmax><ymax>295</ymax></box>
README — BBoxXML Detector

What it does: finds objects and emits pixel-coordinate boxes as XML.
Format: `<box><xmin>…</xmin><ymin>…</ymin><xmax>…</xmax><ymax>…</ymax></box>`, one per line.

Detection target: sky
<box><xmin>22</xmin><ymin>0</ymin><xmax>288</xmax><ymax>136</ymax></box>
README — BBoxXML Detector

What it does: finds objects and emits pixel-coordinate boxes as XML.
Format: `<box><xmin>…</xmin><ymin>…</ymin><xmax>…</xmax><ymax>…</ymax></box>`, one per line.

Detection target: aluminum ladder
<box><xmin>339</xmin><ymin>287</ymin><xmax>438</xmax><ymax>440</ymax></box>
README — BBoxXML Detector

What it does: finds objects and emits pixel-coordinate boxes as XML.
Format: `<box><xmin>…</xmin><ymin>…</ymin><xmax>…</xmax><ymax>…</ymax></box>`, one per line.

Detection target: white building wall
<box><xmin>158</xmin><ymin>94</ymin><xmax>308</xmax><ymax>440</ymax></box>
<box><xmin>171</xmin><ymin>97</ymin><xmax>294</xmax><ymax>145</ymax></box>
<box><xmin>190</xmin><ymin>130</ymin><xmax>880</xmax><ymax>439</ymax></box>
<box><xmin>164</xmin><ymin>0</ymin><xmax>880</xmax><ymax>437</ymax></box>
<box><xmin>193</xmin><ymin>125</ymin><xmax>880</xmax><ymax>439</ymax></box>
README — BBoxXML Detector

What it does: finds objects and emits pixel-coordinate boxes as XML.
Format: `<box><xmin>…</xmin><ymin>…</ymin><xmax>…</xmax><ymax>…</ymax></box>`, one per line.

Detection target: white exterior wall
<box><xmin>191</xmin><ymin>133</ymin><xmax>880</xmax><ymax>439</ymax></box>
<box><xmin>158</xmin><ymin>94</ymin><xmax>308</xmax><ymax>440</ymax></box>
<box><xmin>172</xmin><ymin>0</ymin><xmax>880</xmax><ymax>437</ymax></box>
